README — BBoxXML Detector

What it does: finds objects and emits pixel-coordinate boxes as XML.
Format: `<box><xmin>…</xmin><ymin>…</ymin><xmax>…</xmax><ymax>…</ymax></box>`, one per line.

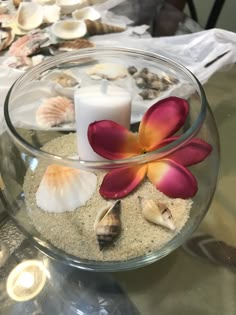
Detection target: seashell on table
<box><xmin>56</xmin><ymin>0</ymin><xmax>89</xmax><ymax>15</ymax></box>
<box><xmin>41</xmin><ymin>70</ymin><xmax>81</xmax><ymax>97</ymax></box>
<box><xmin>87</xmin><ymin>63</ymin><xmax>128</xmax><ymax>80</ymax></box>
<box><xmin>72</xmin><ymin>6</ymin><xmax>101</xmax><ymax>21</ymax></box>
<box><xmin>36</xmin><ymin>96</ymin><xmax>75</xmax><ymax>128</ymax></box>
<box><xmin>51</xmin><ymin>19</ymin><xmax>87</xmax><ymax>40</ymax></box>
<box><xmin>42</xmin><ymin>4</ymin><xmax>61</xmax><ymax>24</ymax></box>
<box><xmin>16</xmin><ymin>2</ymin><xmax>44</xmax><ymax>31</ymax></box>
<box><xmin>94</xmin><ymin>200</ymin><xmax>121</xmax><ymax>250</ymax></box>
<box><xmin>51</xmin><ymin>38</ymin><xmax>95</xmax><ymax>53</ymax></box>
<box><xmin>85</xmin><ymin>19</ymin><xmax>126</xmax><ymax>36</ymax></box>
<box><xmin>9</xmin><ymin>30</ymin><xmax>50</xmax><ymax>57</ymax></box>
<box><xmin>36</xmin><ymin>164</ymin><xmax>97</xmax><ymax>213</ymax></box>
<box><xmin>41</xmin><ymin>70</ymin><xmax>81</xmax><ymax>88</ymax></box>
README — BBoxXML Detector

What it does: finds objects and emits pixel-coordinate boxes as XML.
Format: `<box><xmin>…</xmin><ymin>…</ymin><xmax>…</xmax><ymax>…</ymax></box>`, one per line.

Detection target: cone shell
<box><xmin>95</xmin><ymin>200</ymin><xmax>121</xmax><ymax>250</ymax></box>
<box><xmin>36</xmin><ymin>96</ymin><xmax>75</xmax><ymax>128</ymax></box>
<box><xmin>139</xmin><ymin>197</ymin><xmax>176</xmax><ymax>231</ymax></box>
<box><xmin>36</xmin><ymin>164</ymin><xmax>97</xmax><ymax>213</ymax></box>
<box><xmin>85</xmin><ymin>19</ymin><xmax>125</xmax><ymax>36</ymax></box>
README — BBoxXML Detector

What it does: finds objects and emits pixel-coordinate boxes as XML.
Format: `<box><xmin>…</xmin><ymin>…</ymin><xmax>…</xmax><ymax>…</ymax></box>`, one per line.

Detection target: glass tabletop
<box><xmin>0</xmin><ymin>65</ymin><xmax>236</xmax><ymax>315</ymax></box>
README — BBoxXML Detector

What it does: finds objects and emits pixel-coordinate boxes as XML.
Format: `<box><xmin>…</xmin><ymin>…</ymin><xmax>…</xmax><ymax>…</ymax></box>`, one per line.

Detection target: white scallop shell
<box><xmin>43</xmin><ymin>4</ymin><xmax>61</xmax><ymax>24</ymax></box>
<box><xmin>87</xmin><ymin>63</ymin><xmax>128</xmax><ymax>80</ymax></box>
<box><xmin>36</xmin><ymin>164</ymin><xmax>97</xmax><ymax>213</ymax></box>
<box><xmin>56</xmin><ymin>0</ymin><xmax>89</xmax><ymax>14</ymax></box>
<box><xmin>72</xmin><ymin>7</ymin><xmax>101</xmax><ymax>21</ymax></box>
<box><xmin>51</xmin><ymin>20</ymin><xmax>87</xmax><ymax>40</ymax></box>
<box><xmin>17</xmin><ymin>2</ymin><xmax>44</xmax><ymax>31</ymax></box>
<box><xmin>36</xmin><ymin>96</ymin><xmax>75</xmax><ymax>128</ymax></box>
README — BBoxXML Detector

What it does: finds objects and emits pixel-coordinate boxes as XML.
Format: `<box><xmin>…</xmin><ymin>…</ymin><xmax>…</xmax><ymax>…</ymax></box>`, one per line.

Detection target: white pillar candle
<box><xmin>74</xmin><ymin>82</ymin><xmax>132</xmax><ymax>161</ymax></box>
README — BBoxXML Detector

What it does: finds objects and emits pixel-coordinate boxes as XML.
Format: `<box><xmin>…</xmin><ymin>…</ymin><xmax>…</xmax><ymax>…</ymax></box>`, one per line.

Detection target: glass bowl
<box><xmin>0</xmin><ymin>48</ymin><xmax>220</xmax><ymax>271</ymax></box>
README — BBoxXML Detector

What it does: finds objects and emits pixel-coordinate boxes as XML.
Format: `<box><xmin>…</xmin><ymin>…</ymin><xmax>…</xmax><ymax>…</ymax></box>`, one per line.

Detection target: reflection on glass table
<box><xmin>0</xmin><ymin>58</ymin><xmax>236</xmax><ymax>315</ymax></box>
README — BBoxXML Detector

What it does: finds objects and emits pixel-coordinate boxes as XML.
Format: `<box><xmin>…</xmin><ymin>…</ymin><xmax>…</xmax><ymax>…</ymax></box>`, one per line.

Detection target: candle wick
<box><xmin>100</xmin><ymin>79</ymin><xmax>109</xmax><ymax>94</ymax></box>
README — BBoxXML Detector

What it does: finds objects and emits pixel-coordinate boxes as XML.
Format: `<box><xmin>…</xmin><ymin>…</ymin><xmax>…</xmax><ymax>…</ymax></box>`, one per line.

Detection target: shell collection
<box><xmin>0</xmin><ymin>0</ymin><xmax>127</xmax><ymax>70</ymax></box>
<box><xmin>36</xmin><ymin>164</ymin><xmax>97</xmax><ymax>213</ymax></box>
<box><xmin>128</xmin><ymin>66</ymin><xmax>179</xmax><ymax>100</ymax></box>
<box><xmin>94</xmin><ymin>200</ymin><xmax>121</xmax><ymax>250</ymax></box>
<box><xmin>36</xmin><ymin>96</ymin><xmax>75</xmax><ymax>128</ymax></box>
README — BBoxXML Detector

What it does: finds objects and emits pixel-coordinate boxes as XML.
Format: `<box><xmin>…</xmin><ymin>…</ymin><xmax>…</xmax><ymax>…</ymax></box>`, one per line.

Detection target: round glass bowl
<box><xmin>0</xmin><ymin>48</ymin><xmax>220</xmax><ymax>271</ymax></box>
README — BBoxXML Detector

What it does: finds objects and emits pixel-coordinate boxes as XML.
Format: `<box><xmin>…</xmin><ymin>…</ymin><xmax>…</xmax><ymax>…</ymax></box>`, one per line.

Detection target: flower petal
<box><xmin>147</xmin><ymin>159</ymin><xmax>197</xmax><ymax>199</ymax></box>
<box><xmin>158</xmin><ymin>137</ymin><xmax>212</xmax><ymax>166</ymax></box>
<box><xmin>139</xmin><ymin>97</ymin><xmax>189</xmax><ymax>151</ymax></box>
<box><xmin>88</xmin><ymin>120</ymin><xmax>141</xmax><ymax>159</ymax></box>
<box><xmin>100</xmin><ymin>165</ymin><xmax>147</xmax><ymax>199</ymax></box>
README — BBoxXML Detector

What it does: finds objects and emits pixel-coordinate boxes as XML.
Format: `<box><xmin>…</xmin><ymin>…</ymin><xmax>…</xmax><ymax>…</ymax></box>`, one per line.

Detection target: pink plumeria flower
<box><xmin>88</xmin><ymin>97</ymin><xmax>212</xmax><ymax>199</ymax></box>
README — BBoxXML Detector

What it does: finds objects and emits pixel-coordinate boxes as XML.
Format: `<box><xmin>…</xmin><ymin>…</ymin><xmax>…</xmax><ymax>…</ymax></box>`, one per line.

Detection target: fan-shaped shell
<box><xmin>85</xmin><ymin>19</ymin><xmax>125</xmax><ymax>36</ymax></box>
<box><xmin>95</xmin><ymin>200</ymin><xmax>121</xmax><ymax>249</ymax></box>
<box><xmin>51</xmin><ymin>20</ymin><xmax>87</xmax><ymax>40</ymax></box>
<box><xmin>36</xmin><ymin>96</ymin><xmax>75</xmax><ymax>128</ymax></box>
<box><xmin>139</xmin><ymin>197</ymin><xmax>176</xmax><ymax>231</ymax></box>
<box><xmin>17</xmin><ymin>2</ymin><xmax>44</xmax><ymax>31</ymax></box>
<box><xmin>36</xmin><ymin>164</ymin><xmax>97</xmax><ymax>213</ymax></box>
<box><xmin>72</xmin><ymin>7</ymin><xmax>101</xmax><ymax>21</ymax></box>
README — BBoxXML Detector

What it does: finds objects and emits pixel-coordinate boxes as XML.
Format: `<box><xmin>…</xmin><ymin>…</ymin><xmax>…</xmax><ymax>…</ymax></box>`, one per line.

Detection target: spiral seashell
<box><xmin>36</xmin><ymin>164</ymin><xmax>97</xmax><ymax>213</ymax></box>
<box><xmin>139</xmin><ymin>197</ymin><xmax>176</xmax><ymax>231</ymax></box>
<box><xmin>36</xmin><ymin>96</ymin><xmax>75</xmax><ymax>128</ymax></box>
<box><xmin>95</xmin><ymin>200</ymin><xmax>121</xmax><ymax>250</ymax></box>
<box><xmin>85</xmin><ymin>19</ymin><xmax>125</xmax><ymax>36</ymax></box>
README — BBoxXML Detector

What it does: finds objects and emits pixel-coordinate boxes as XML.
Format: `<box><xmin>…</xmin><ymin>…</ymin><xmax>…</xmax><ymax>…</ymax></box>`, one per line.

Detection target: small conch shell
<box><xmin>85</xmin><ymin>19</ymin><xmax>125</xmax><ymax>36</ymax></box>
<box><xmin>139</xmin><ymin>197</ymin><xmax>176</xmax><ymax>231</ymax></box>
<box><xmin>94</xmin><ymin>200</ymin><xmax>121</xmax><ymax>250</ymax></box>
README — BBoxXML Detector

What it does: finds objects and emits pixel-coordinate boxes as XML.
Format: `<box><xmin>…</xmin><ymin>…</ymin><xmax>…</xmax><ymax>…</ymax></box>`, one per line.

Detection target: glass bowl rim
<box><xmin>4</xmin><ymin>47</ymin><xmax>207</xmax><ymax>169</ymax></box>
